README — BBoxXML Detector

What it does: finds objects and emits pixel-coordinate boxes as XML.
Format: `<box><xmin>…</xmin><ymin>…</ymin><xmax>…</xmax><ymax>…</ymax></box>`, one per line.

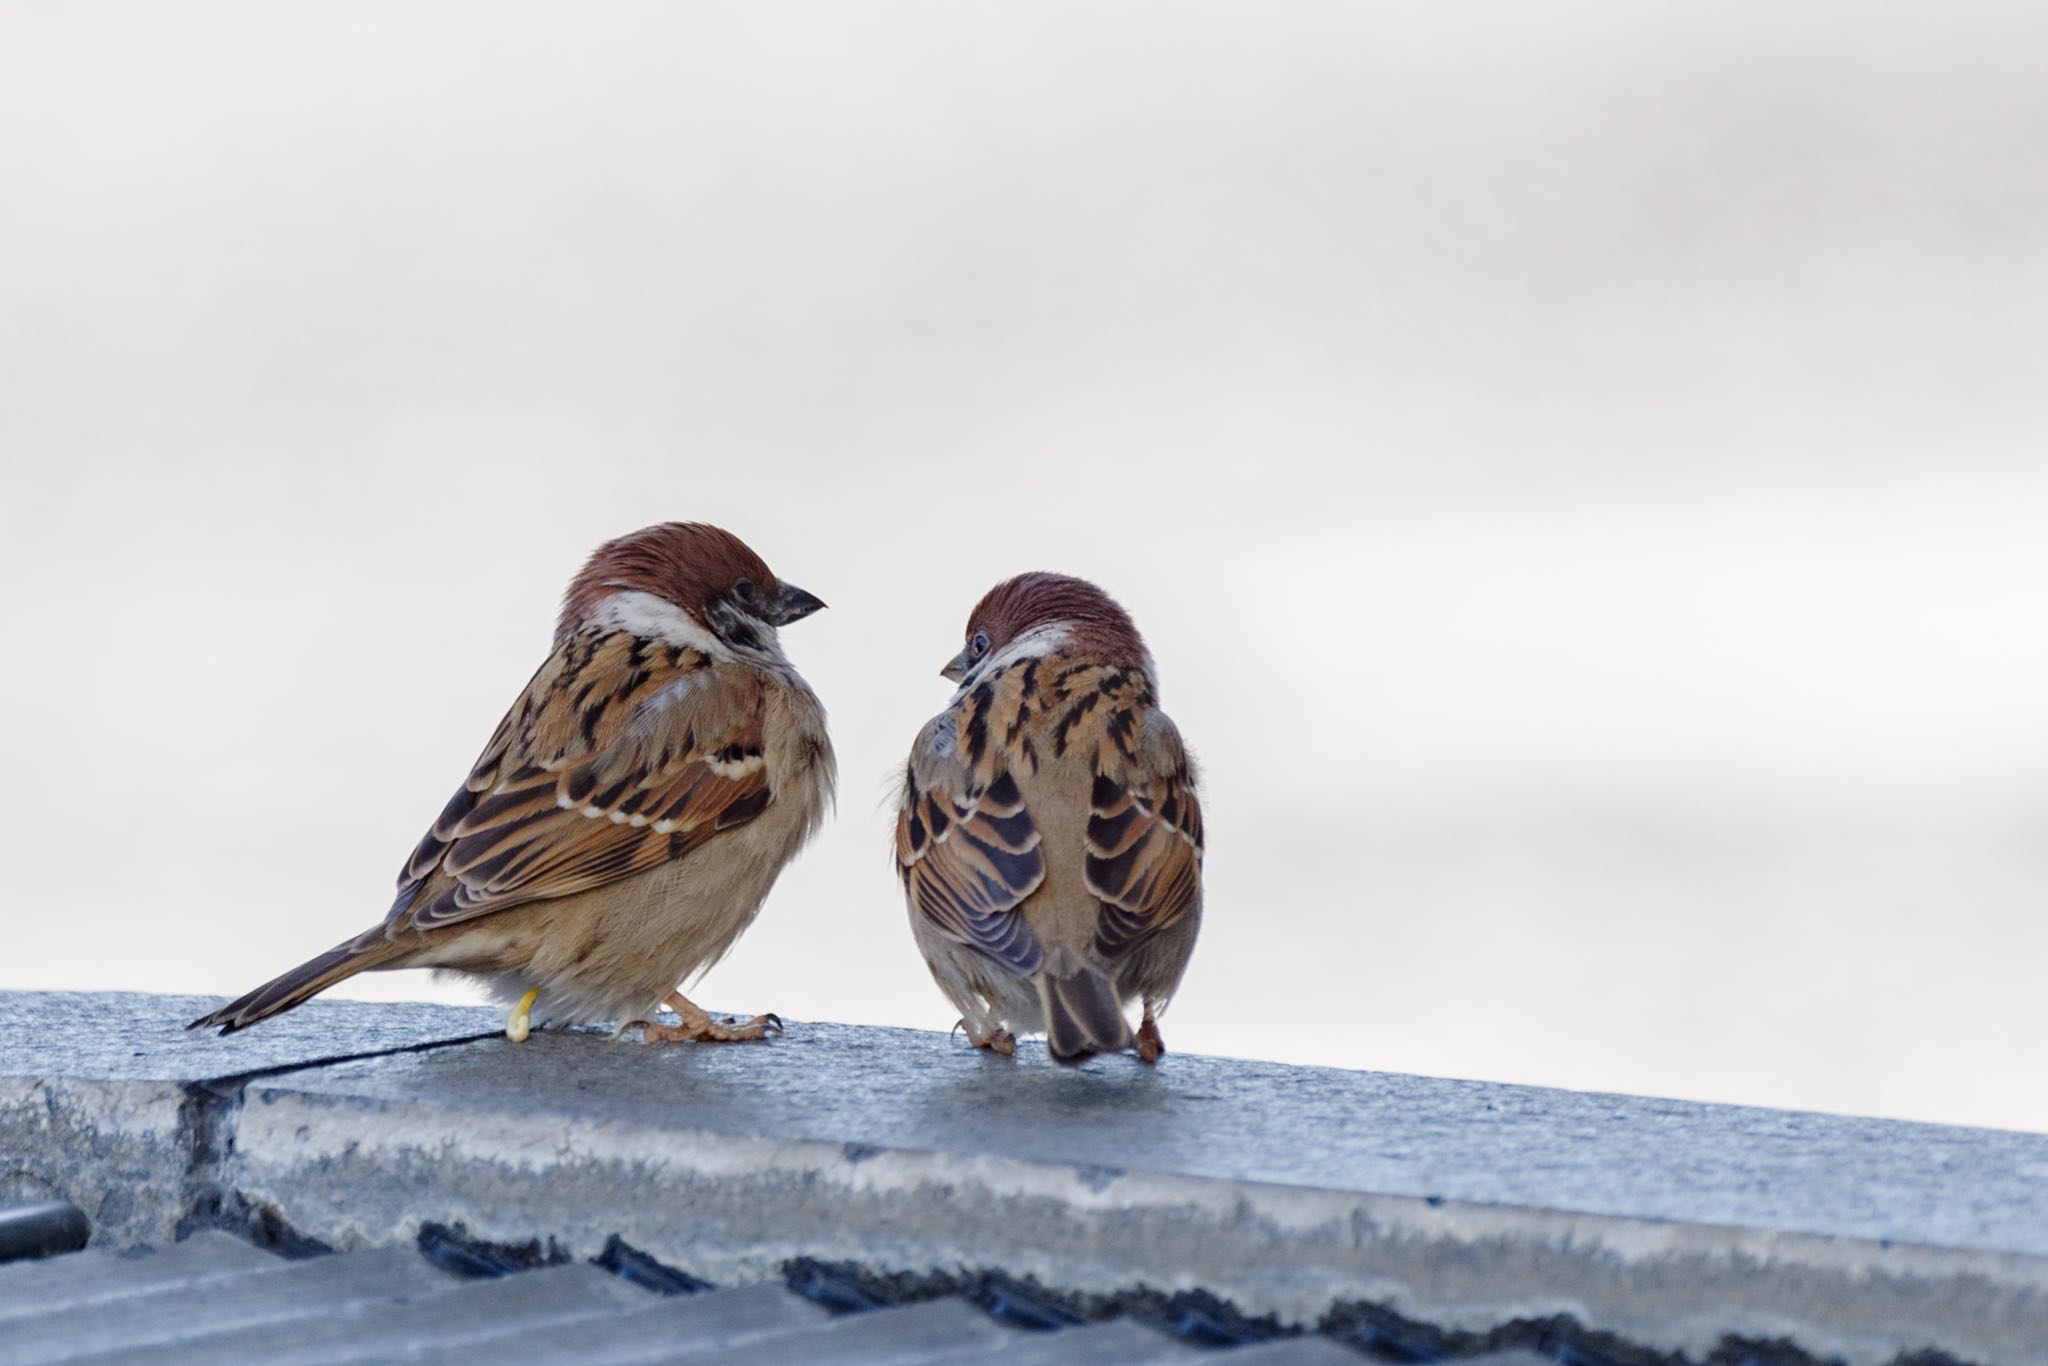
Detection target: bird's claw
<box><xmin>630</xmin><ymin>1007</ymin><xmax>783</xmax><ymax>1045</ymax></box>
<box><xmin>1135</xmin><ymin>1013</ymin><xmax>1165</xmax><ymax>1065</ymax></box>
<box><xmin>958</xmin><ymin>1023</ymin><xmax>1016</xmax><ymax>1056</ymax></box>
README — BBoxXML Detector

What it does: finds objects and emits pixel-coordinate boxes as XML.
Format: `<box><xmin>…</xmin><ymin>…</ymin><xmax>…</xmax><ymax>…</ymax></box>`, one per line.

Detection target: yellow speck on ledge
<box><xmin>505</xmin><ymin>987</ymin><xmax>540</xmax><ymax>1043</ymax></box>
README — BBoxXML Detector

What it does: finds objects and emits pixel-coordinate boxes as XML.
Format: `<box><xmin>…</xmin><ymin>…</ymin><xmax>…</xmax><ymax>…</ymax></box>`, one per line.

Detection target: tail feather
<box><xmin>188</xmin><ymin>937</ymin><xmax>403</xmax><ymax>1035</ymax></box>
<box><xmin>1038</xmin><ymin>969</ymin><xmax>1133</xmax><ymax>1065</ymax></box>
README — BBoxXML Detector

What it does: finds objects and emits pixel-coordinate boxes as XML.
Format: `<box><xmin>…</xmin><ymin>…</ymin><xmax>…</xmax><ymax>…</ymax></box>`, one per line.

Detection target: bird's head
<box><xmin>944</xmin><ymin>572</ymin><xmax>1150</xmax><ymax>687</ymax></box>
<box><xmin>560</xmin><ymin>522</ymin><xmax>825</xmax><ymax>659</ymax></box>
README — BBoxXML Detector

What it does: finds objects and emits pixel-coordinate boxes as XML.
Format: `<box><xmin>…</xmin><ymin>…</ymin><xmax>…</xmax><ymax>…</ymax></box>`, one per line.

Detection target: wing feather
<box><xmin>389</xmin><ymin>632</ymin><xmax>774</xmax><ymax>933</ymax></box>
<box><xmin>1086</xmin><ymin>703</ymin><xmax>1204</xmax><ymax>963</ymax></box>
<box><xmin>895</xmin><ymin>705</ymin><xmax>1047</xmax><ymax>974</ymax></box>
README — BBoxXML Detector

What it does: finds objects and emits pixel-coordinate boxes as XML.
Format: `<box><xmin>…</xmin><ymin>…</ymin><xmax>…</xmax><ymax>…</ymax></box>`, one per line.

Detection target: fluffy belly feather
<box><xmin>412</xmin><ymin>748</ymin><xmax>828</xmax><ymax>1027</ymax></box>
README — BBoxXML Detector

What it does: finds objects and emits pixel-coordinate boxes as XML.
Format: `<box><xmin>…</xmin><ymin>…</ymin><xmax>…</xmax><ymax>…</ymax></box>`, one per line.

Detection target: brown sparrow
<box><xmin>192</xmin><ymin>522</ymin><xmax>835</xmax><ymax>1044</ymax></box>
<box><xmin>895</xmin><ymin>573</ymin><xmax>1204</xmax><ymax>1065</ymax></box>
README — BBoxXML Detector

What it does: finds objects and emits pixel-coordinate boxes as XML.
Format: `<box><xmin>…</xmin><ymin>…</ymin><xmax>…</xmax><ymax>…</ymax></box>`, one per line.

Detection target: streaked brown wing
<box><xmin>388</xmin><ymin>631</ymin><xmax>774</xmax><ymax>931</ymax></box>
<box><xmin>896</xmin><ymin>711</ymin><xmax>1046</xmax><ymax>974</ymax></box>
<box><xmin>1087</xmin><ymin>705</ymin><xmax>1204</xmax><ymax>962</ymax></box>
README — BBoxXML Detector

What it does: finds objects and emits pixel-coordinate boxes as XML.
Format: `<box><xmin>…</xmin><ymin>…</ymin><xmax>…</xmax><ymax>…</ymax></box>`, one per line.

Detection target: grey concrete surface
<box><xmin>8</xmin><ymin>990</ymin><xmax>2048</xmax><ymax>1363</ymax></box>
<box><xmin>0</xmin><ymin>991</ymin><xmax>497</xmax><ymax>1245</ymax></box>
<box><xmin>0</xmin><ymin>1072</ymin><xmax>197</xmax><ymax>1248</ymax></box>
<box><xmin>243</xmin><ymin>1009</ymin><xmax>2048</xmax><ymax>1260</ymax></box>
<box><xmin>5</xmin><ymin>991</ymin><xmax>502</xmax><ymax>1081</ymax></box>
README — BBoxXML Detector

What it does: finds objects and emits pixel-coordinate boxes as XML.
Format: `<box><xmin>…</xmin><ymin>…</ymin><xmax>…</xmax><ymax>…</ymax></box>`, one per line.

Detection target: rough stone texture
<box><xmin>233</xmin><ymin>1011</ymin><xmax>2048</xmax><ymax>1259</ymax></box>
<box><xmin>0</xmin><ymin>1075</ymin><xmax>194</xmax><ymax>1247</ymax></box>
<box><xmin>5</xmin><ymin>991</ymin><xmax>502</xmax><ymax>1081</ymax></box>
<box><xmin>0</xmin><ymin>992</ymin><xmax>498</xmax><ymax>1246</ymax></box>
<box><xmin>8</xmin><ymin>990</ymin><xmax>2048</xmax><ymax>1363</ymax></box>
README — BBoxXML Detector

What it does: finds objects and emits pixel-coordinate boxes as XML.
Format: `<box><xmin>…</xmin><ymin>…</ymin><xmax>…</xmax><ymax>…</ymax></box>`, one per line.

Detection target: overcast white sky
<box><xmin>4</xmin><ymin>2</ymin><xmax>2047</xmax><ymax>1130</ymax></box>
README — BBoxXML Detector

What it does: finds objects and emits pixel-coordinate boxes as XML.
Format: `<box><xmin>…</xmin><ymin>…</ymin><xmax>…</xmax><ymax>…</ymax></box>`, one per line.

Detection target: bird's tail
<box><xmin>1038</xmin><ymin>968</ymin><xmax>1133</xmax><ymax>1065</ymax></box>
<box><xmin>187</xmin><ymin>935</ymin><xmax>406</xmax><ymax>1035</ymax></box>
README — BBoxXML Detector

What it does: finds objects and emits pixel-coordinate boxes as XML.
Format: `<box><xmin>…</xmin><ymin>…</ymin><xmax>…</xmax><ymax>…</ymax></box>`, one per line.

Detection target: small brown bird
<box><xmin>192</xmin><ymin>522</ymin><xmax>835</xmax><ymax>1044</ymax></box>
<box><xmin>895</xmin><ymin>573</ymin><xmax>1204</xmax><ymax>1065</ymax></box>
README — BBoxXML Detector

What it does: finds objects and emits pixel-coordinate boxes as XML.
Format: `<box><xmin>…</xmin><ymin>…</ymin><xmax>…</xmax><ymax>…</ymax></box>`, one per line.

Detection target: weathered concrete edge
<box><xmin>0</xmin><ymin>1076</ymin><xmax>196</xmax><ymax>1248</ymax></box>
<box><xmin>4</xmin><ymin>996</ymin><xmax>2040</xmax><ymax>1366</ymax></box>
<box><xmin>0</xmin><ymin>1023</ymin><xmax>496</xmax><ymax>1249</ymax></box>
<box><xmin>215</xmin><ymin>1081</ymin><xmax>2048</xmax><ymax>1366</ymax></box>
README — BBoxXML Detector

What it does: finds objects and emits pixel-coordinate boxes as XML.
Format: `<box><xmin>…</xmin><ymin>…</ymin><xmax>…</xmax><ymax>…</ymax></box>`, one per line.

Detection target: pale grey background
<box><xmin>4</xmin><ymin>2</ymin><xmax>2045</xmax><ymax>1129</ymax></box>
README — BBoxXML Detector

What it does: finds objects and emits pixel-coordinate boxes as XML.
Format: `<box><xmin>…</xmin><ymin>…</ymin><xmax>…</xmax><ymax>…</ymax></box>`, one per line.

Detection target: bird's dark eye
<box><xmin>970</xmin><ymin>630</ymin><xmax>991</xmax><ymax>659</ymax></box>
<box><xmin>732</xmin><ymin>578</ymin><xmax>757</xmax><ymax>604</ymax></box>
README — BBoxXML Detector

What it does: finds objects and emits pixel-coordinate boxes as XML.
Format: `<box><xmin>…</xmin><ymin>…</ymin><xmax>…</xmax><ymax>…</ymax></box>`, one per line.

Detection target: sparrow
<box><xmin>191</xmin><ymin>522</ymin><xmax>836</xmax><ymax>1044</ymax></box>
<box><xmin>894</xmin><ymin>573</ymin><xmax>1204</xmax><ymax>1065</ymax></box>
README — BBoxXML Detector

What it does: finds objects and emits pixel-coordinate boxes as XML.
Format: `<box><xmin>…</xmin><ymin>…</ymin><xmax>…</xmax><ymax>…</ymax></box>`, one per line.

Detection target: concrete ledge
<box><xmin>0</xmin><ymin>991</ymin><xmax>497</xmax><ymax>1247</ymax></box>
<box><xmin>3</xmin><ymin>990</ymin><xmax>2044</xmax><ymax>1363</ymax></box>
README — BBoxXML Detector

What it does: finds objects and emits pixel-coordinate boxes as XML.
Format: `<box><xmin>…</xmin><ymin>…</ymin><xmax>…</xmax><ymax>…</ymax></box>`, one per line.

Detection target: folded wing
<box><xmin>390</xmin><ymin>632</ymin><xmax>775</xmax><ymax>932</ymax></box>
<box><xmin>895</xmin><ymin>709</ymin><xmax>1047</xmax><ymax>974</ymax></box>
<box><xmin>1086</xmin><ymin>703</ymin><xmax>1204</xmax><ymax>963</ymax></box>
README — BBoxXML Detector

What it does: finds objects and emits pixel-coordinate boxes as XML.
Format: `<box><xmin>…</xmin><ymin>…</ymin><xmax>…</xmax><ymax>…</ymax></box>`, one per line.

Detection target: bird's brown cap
<box><xmin>965</xmin><ymin>572</ymin><xmax>1148</xmax><ymax>669</ymax></box>
<box><xmin>559</xmin><ymin>522</ymin><xmax>781</xmax><ymax>636</ymax></box>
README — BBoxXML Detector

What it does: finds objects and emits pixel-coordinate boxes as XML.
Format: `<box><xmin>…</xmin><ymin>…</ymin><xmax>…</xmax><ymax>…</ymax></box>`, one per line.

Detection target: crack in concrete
<box><xmin>171</xmin><ymin>1031</ymin><xmax>501</xmax><ymax>1253</ymax></box>
<box><xmin>191</xmin><ymin>1030</ymin><xmax>507</xmax><ymax>1098</ymax></box>
<box><xmin>109</xmin><ymin>1026</ymin><xmax>1994</xmax><ymax>1366</ymax></box>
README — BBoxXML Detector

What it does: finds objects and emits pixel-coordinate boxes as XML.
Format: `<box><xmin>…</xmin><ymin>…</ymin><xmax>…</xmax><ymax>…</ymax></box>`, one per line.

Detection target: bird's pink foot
<box><xmin>1135</xmin><ymin>1011</ymin><xmax>1166</xmax><ymax>1065</ymax></box>
<box><xmin>955</xmin><ymin>1019</ymin><xmax>1016</xmax><ymax>1056</ymax></box>
<box><xmin>628</xmin><ymin>991</ymin><xmax>784</xmax><ymax>1045</ymax></box>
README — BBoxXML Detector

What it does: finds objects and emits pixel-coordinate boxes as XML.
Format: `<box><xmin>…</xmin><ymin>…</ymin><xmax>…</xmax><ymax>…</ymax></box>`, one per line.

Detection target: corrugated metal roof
<box><xmin>0</xmin><ymin>1231</ymin><xmax>1549</xmax><ymax>1365</ymax></box>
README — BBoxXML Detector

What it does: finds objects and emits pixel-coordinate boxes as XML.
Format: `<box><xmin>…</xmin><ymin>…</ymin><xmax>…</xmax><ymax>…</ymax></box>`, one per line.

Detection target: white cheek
<box><xmin>959</xmin><ymin>623</ymin><xmax>1072</xmax><ymax>694</ymax></box>
<box><xmin>586</xmin><ymin>590</ymin><xmax>731</xmax><ymax>657</ymax></box>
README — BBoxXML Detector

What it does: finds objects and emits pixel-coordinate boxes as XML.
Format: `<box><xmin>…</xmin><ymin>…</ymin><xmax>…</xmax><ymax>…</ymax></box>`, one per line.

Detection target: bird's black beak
<box><xmin>767</xmin><ymin>582</ymin><xmax>826</xmax><ymax>626</ymax></box>
<box><xmin>940</xmin><ymin>646</ymin><xmax>973</xmax><ymax>683</ymax></box>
